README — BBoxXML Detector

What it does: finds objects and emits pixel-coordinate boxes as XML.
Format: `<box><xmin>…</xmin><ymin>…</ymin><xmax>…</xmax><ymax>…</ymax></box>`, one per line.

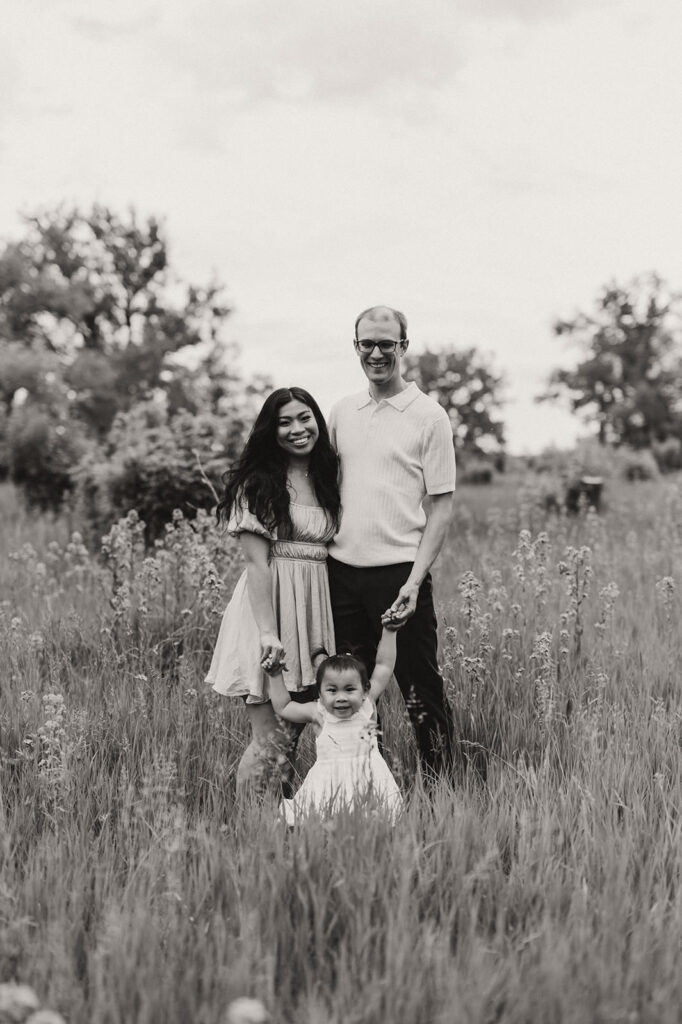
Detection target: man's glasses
<box><xmin>355</xmin><ymin>339</ymin><xmax>403</xmax><ymax>355</ymax></box>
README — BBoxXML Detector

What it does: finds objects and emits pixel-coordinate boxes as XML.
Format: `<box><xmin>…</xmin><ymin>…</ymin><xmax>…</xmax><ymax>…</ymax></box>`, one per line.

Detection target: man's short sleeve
<box><xmin>327</xmin><ymin>402</ymin><xmax>338</xmax><ymax>449</ymax></box>
<box><xmin>422</xmin><ymin>411</ymin><xmax>456</xmax><ymax>495</ymax></box>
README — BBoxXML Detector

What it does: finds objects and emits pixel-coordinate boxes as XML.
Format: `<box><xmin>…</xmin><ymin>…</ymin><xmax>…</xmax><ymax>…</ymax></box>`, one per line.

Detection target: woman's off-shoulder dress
<box><xmin>206</xmin><ymin>502</ymin><xmax>336</xmax><ymax>703</ymax></box>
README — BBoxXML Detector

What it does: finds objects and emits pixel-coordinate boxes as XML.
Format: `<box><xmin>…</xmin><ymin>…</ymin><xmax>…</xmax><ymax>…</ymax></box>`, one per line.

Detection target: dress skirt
<box><xmin>206</xmin><ymin>503</ymin><xmax>336</xmax><ymax>701</ymax></box>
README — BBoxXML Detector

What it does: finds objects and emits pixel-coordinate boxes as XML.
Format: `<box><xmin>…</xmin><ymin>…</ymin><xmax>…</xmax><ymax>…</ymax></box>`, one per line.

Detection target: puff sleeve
<box><xmin>226</xmin><ymin>500</ymin><xmax>276</xmax><ymax>540</ymax></box>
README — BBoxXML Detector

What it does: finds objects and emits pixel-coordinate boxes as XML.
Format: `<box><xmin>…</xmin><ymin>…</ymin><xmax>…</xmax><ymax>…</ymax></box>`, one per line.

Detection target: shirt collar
<box><xmin>356</xmin><ymin>381</ymin><xmax>420</xmax><ymax>411</ymax></box>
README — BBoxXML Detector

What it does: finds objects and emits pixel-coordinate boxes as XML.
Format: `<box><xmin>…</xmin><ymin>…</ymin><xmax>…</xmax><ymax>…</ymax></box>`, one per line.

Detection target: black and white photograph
<box><xmin>2</xmin><ymin>2</ymin><xmax>682</xmax><ymax>1022</ymax></box>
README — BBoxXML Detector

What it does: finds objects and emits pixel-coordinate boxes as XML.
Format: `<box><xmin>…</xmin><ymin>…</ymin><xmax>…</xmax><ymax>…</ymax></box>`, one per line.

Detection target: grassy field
<box><xmin>2</xmin><ymin>472</ymin><xmax>682</xmax><ymax>1024</ymax></box>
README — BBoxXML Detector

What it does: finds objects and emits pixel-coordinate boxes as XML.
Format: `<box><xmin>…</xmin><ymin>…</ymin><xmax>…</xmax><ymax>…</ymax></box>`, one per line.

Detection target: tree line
<box><xmin>0</xmin><ymin>205</ymin><xmax>270</xmax><ymax>539</ymax></box>
<box><xmin>1</xmin><ymin>203</ymin><xmax>682</xmax><ymax>540</ymax></box>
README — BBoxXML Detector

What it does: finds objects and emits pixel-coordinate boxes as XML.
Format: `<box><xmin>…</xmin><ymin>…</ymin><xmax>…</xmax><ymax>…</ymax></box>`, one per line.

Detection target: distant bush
<box><xmin>619</xmin><ymin>447</ymin><xmax>660</xmax><ymax>482</ymax></box>
<box><xmin>72</xmin><ymin>400</ymin><xmax>245</xmax><ymax>543</ymax></box>
<box><xmin>570</xmin><ymin>440</ymin><xmax>658</xmax><ymax>484</ymax></box>
<box><xmin>531</xmin><ymin>439</ymin><xmax>665</xmax><ymax>486</ymax></box>
<box><xmin>651</xmin><ymin>436</ymin><xmax>682</xmax><ymax>473</ymax></box>
<box><xmin>459</xmin><ymin>458</ymin><xmax>494</xmax><ymax>485</ymax></box>
<box><xmin>521</xmin><ymin>437</ymin><xmax>667</xmax><ymax>516</ymax></box>
<box><xmin>0</xmin><ymin>404</ymin><xmax>8</xmax><ymax>481</ymax></box>
<box><xmin>532</xmin><ymin>440</ymin><xmax>611</xmax><ymax>482</ymax></box>
<box><xmin>5</xmin><ymin>405</ymin><xmax>92</xmax><ymax>511</ymax></box>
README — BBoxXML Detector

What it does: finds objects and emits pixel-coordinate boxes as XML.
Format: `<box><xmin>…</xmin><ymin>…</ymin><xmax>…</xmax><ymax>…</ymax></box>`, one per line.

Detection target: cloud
<box><xmin>481</xmin><ymin>160</ymin><xmax>616</xmax><ymax>197</ymax></box>
<box><xmin>466</xmin><ymin>0</ymin><xmax>613</xmax><ymax>20</ymax></box>
<box><xmin>70</xmin><ymin>10</ymin><xmax>160</xmax><ymax>42</ymax></box>
<box><xmin>155</xmin><ymin>0</ymin><xmax>469</xmax><ymax>104</ymax></box>
<box><xmin>151</xmin><ymin>0</ymin><xmax>610</xmax><ymax>109</ymax></box>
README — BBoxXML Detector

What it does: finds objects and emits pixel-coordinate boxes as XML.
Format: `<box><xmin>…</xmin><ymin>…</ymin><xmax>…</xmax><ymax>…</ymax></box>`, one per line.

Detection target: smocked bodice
<box><xmin>314</xmin><ymin>699</ymin><xmax>377</xmax><ymax>764</ymax></box>
<box><xmin>271</xmin><ymin>503</ymin><xmax>335</xmax><ymax>561</ymax></box>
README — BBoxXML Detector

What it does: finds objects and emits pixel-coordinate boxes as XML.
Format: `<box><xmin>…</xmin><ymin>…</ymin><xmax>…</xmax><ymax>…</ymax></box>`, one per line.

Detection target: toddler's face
<box><xmin>319</xmin><ymin>667</ymin><xmax>366</xmax><ymax>719</ymax></box>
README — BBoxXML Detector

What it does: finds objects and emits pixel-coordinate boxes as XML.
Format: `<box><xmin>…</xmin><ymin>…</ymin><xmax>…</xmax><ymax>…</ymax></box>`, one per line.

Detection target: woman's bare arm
<box><xmin>240</xmin><ymin>532</ymin><xmax>285</xmax><ymax>670</ymax></box>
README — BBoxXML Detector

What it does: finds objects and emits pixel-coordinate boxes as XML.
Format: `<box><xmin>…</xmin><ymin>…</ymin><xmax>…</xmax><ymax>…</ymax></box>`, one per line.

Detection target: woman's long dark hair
<box><xmin>217</xmin><ymin>387</ymin><xmax>340</xmax><ymax>537</ymax></box>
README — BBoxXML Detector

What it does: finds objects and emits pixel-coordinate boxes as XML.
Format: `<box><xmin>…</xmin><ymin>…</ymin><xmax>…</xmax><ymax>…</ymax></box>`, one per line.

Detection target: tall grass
<box><xmin>2</xmin><ymin>475</ymin><xmax>682</xmax><ymax>1024</ymax></box>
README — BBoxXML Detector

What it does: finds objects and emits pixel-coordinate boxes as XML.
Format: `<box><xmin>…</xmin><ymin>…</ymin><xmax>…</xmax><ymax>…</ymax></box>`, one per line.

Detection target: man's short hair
<box><xmin>354</xmin><ymin>305</ymin><xmax>408</xmax><ymax>342</ymax></box>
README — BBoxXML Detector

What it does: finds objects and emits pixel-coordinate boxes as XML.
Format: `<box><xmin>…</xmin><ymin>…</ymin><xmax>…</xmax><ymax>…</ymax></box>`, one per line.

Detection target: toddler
<box><xmin>267</xmin><ymin>621</ymin><xmax>403</xmax><ymax>823</ymax></box>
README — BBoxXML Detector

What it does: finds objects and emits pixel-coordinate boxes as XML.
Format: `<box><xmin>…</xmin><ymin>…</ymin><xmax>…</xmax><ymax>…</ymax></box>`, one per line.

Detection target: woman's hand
<box><xmin>260</xmin><ymin>633</ymin><xmax>286</xmax><ymax>675</ymax></box>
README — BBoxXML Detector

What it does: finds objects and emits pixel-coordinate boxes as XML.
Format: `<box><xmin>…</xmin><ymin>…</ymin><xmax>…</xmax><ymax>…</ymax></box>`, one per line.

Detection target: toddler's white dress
<box><xmin>282</xmin><ymin>696</ymin><xmax>403</xmax><ymax>824</ymax></box>
<box><xmin>206</xmin><ymin>501</ymin><xmax>336</xmax><ymax>702</ymax></box>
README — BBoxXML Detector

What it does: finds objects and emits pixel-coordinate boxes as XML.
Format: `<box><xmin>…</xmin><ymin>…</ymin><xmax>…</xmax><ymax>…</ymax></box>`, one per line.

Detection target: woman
<box><xmin>206</xmin><ymin>386</ymin><xmax>340</xmax><ymax>795</ymax></box>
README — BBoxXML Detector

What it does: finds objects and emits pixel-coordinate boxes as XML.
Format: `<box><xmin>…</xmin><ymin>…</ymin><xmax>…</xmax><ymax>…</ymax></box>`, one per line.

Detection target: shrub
<box><xmin>651</xmin><ymin>435</ymin><xmax>682</xmax><ymax>473</ymax></box>
<box><xmin>532</xmin><ymin>439</ymin><xmax>667</xmax><ymax>486</ymax></box>
<box><xmin>459</xmin><ymin>458</ymin><xmax>494</xmax><ymax>485</ymax></box>
<box><xmin>0</xmin><ymin>404</ymin><xmax>9</xmax><ymax>481</ymax></box>
<box><xmin>5</xmin><ymin>404</ymin><xmax>92</xmax><ymax>511</ymax></box>
<box><xmin>72</xmin><ymin>400</ymin><xmax>245</xmax><ymax>543</ymax></box>
<box><xmin>619</xmin><ymin>446</ymin><xmax>660</xmax><ymax>482</ymax></box>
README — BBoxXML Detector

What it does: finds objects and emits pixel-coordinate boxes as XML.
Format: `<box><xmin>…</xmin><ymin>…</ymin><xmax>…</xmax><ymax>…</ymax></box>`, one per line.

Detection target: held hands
<box><xmin>260</xmin><ymin>633</ymin><xmax>287</xmax><ymax>676</ymax></box>
<box><xmin>380</xmin><ymin>610</ymin><xmax>403</xmax><ymax>631</ymax></box>
<box><xmin>382</xmin><ymin>581</ymin><xmax>420</xmax><ymax>628</ymax></box>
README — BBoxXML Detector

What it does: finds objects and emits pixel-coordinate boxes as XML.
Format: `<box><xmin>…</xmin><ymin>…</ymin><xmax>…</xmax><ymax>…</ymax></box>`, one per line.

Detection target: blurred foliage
<box><xmin>458</xmin><ymin>457</ymin><xmax>495</xmax><ymax>485</ymax></box>
<box><xmin>0</xmin><ymin>404</ymin><xmax>9</xmax><ymax>481</ymax></box>
<box><xmin>618</xmin><ymin>446</ymin><xmax>661</xmax><ymax>482</ymax></box>
<box><xmin>541</xmin><ymin>273</ymin><xmax>682</xmax><ymax>453</ymax></box>
<box><xmin>72</xmin><ymin>401</ymin><xmax>249</xmax><ymax>544</ymax></box>
<box><xmin>403</xmin><ymin>346</ymin><xmax>505</xmax><ymax>460</ymax></box>
<box><xmin>0</xmin><ymin>204</ymin><xmax>221</xmax><ymax>358</ymax></box>
<box><xmin>651</xmin><ymin>435</ymin><xmax>682</xmax><ymax>473</ymax></box>
<box><xmin>521</xmin><ymin>438</ymin><xmax>666</xmax><ymax>515</ymax></box>
<box><xmin>4</xmin><ymin>405</ymin><xmax>93</xmax><ymax>511</ymax></box>
<box><xmin>0</xmin><ymin>203</ymin><xmax>271</xmax><ymax>526</ymax></box>
<box><xmin>529</xmin><ymin>438</ymin><xmax>661</xmax><ymax>484</ymax></box>
<box><xmin>0</xmin><ymin>203</ymin><xmax>243</xmax><ymax>432</ymax></box>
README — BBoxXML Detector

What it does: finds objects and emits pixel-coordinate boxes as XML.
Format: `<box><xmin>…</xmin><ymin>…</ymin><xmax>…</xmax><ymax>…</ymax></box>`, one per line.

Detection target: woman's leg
<box><xmin>236</xmin><ymin>701</ymin><xmax>303</xmax><ymax>797</ymax></box>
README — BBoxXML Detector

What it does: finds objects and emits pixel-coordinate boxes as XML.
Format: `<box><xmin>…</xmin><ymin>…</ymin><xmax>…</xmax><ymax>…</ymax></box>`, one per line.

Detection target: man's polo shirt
<box><xmin>328</xmin><ymin>382</ymin><xmax>456</xmax><ymax>567</ymax></box>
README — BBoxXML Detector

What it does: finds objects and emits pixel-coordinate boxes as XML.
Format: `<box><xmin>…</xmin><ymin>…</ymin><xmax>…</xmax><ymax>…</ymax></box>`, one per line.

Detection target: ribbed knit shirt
<box><xmin>328</xmin><ymin>382</ymin><xmax>456</xmax><ymax>567</ymax></box>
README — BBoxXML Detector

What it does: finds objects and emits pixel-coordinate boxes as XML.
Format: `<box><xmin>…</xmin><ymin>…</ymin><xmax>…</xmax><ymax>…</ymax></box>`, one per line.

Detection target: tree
<box><xmin>403</xmin><ymin>346</ymin><xmax>505</xmax><ymax>458</ymax></box>
<box><xmin>540</xmin><ymin>274</ymin><xmax>682</xmax><ymax>447</ymax></box>
<box><xmin>72</xmin><ymin>401</ymin><xmax>248</xmax><ymax>543</ymax></box>
<box><xmin>0</xmin><ymin>203</ymin><xmax>272</xmax><ymax>514</ymax></box>
<box><xmin>0</xmin><ymin>204</ymin><xmax>234</xmax><ymax>435</ymax></box>
<box><xmin>0</xmin><ymin>339</ymin><xmax>60</xmax><ymax>414</ymax></box>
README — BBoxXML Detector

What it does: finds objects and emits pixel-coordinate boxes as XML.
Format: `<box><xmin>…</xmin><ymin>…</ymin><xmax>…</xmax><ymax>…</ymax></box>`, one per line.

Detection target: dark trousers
<box><xmin>327</xmin><ymin>557</ymin><xmax>455</xmax><ymax>778</ymax></box>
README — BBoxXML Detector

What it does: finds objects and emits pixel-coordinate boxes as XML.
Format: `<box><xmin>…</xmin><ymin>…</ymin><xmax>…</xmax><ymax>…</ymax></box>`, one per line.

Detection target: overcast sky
<box><xmin>3</xmin><ymin>0</ymin><xmax>682</xmax><ymax>453</ymax></box>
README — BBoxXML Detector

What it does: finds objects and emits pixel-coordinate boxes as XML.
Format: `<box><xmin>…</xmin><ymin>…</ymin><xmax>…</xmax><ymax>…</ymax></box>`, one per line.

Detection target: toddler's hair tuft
<box><xmin>316</xmin><ymin>653</ymin><xmax>370</xmax><ymax>692</ymax></box>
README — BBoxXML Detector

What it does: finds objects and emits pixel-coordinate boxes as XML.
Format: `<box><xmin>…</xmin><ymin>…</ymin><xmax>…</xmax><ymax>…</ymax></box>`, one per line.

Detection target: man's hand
<box><xmin>383</xmin><ymin>581</ymin><xmax>420</xmax><ymax>626</ymax></box>
<box><xmin>380</xmin><ymin>609</ymin><xmax>404</xmax><ymax>631</ymax></box>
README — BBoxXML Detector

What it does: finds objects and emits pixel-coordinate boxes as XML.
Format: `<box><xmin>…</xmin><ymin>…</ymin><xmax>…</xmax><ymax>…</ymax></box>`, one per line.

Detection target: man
<box><xmin>327</xmin><ymin>305</ymin><xmax>456</xmax><ymax>779</ymax></box>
